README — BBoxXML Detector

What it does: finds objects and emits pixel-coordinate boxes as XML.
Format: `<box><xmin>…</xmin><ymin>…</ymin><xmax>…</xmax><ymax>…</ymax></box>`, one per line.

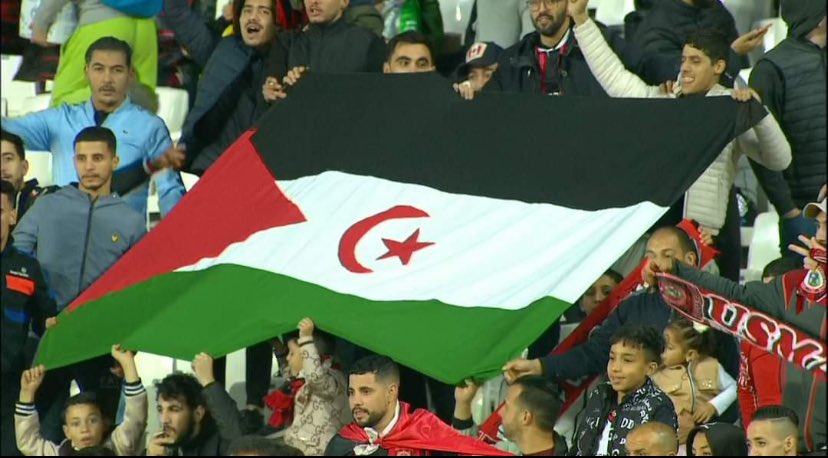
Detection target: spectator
<box><xmin>274</xmin><ymin>318</ymin><xmax>349</xmax><ymax>455</ymax></box>
<box><xmin>572</xmin><ymin>325</ymin><xmax>677</xmax><ymax>456</ymax></box>
<box><xmin>747</xmin><ymin>406</ymin><xmax>799</xmax><ymax>456</ymax></box>
<box><xmin>453</xmin><ymin>41</ymin><xmax>503</xmax><ymax>98</ymax></box>
<box><xmin>11</xmin><ymin>126</ymin><xmax>146</xmax><ymax>439</ymax></box>
<box><xmin>687</xmin><ymin>423</ymin><xmax>748</xmax><ymax>456</ymax></box>
<box><xmin>625</xmin><ymin>421</ymin><xmax>679</xmax><ymax>456</ymax></box>
<box><xmin>474</xmin><ymin>0</ymin><xmax>534</xmax><ymax>48</ymax></box>
<box><xmin>346</xmin><ymin>0</ymin><xmax>383</xmax><ymax>37</ymax></box>
<box><xmin>482</xmin><ymin>0</ymin><xmax>674</xmax><ymax>96</ymax></box>
<box><xmin>525</xmin><ymin>269</ymin><xmax>623</xmax><ymax>362</ymax></box>
<box><xmin>14</xmin><ymin>346</ymin><xmax>147</xmax><ymax>456</ymax></box>
<box><xmin>657</xmin><ymin>195</ymin><xmax>825</xmax><ymax>454</ymax></box>
<box><xmin>274</xmin><ymin>0</ymin><xmax>386</xmax><ymax>77</ymax></box>
<box><xmin>569</xmin><ymin>1</ymin><xmax>792</xmax><ymax>282</ymax></box>
<box><xmin>738</xmin><ymin>257</ymin><xmax>800</xmax><ymax>428</ymax></box>
<box><xmin>30</xmin><ymin>0</ymin><xmax>159</xmax><ymax>107</ymax></box>
<box><xmin>564</xmin><ymin>269</ymin><xmax>623</xmax><ymax>323</ymax></box>
<box><xmin>228</xmin><ymin>435</ymin><xmax>305</xmax><ymax>456</ymax></box>
<box><xmin>0</xmin><ymin>130</ymin><xmax>57</xmax><ymax>221</ymax></box>
<box><xmin>1</xmin><ymin>37</ymin><xmax>186</xmax><ymax>219</ymax></box>
<box><xmin>12</xmin><ymin>126</ymin><xmax>145</xmax><ymax>312</ymax></box>
<box><xmin>325</xmin><ymin>355</ymin><xmax>502</xmax><ymax>456</ymax></box>
<box><xmin>179</xmin><ymin>0</ymin><xmax>285</xmax><ymax>175</ymax></box>
<box><xmin>146</xmin><ymin>355</ymin><xmax>243</xmax><ymax>456</ymax></box>
<box><xmin>0</xmin><ymin>179</ymin><xmax>56</xmax><ymax>456</ymax></box>
<box><xmin>632</xmin><ymin>0</ymin><xmax>748</xmax><ymax>82</ymax></box>
<box><xmin>749</xmin><ymin>0</ymin><xmax>826</xmax><ymax>260</ymax></box>
<box><xmin>653</xmin><ymin>318</ymin><xmax>737</xmax><ymax>444</ymax></box>
<box><xmin>384</xmin><ymin>31</ymin><xmax>436</xmax><ymax>74</ymax></box>
<box><xmin>502</xmin><ymin>227</ymin><xmax>740</xmax><ymax>392</ymax></box>
<box><xmin>453</xmin><ymin>376</ymin><xmax>567</xmax><ymax>455</ymax></box>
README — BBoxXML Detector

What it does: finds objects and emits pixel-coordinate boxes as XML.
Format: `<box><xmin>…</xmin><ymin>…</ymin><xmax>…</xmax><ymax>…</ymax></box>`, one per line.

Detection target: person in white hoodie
<box><xmin>566</xmin><ymin>0</ymin><xmax>791</xmax><ymax>272</ymax></box>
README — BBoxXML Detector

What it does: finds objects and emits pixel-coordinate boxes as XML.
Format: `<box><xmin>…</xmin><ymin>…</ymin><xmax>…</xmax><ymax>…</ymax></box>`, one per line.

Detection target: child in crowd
<box><xmin>573</xmin><ymin>325</ymin><xmax>677</xmax><ymax>456</ymax></box>
<box><xmin>653</xmin><ymin>318</ymin><xmax>737</xmax><ymax>445</ymax></box>
<box><xmin>687</xmin><ymin>423</ymin><xmax>748</xmax><ymax>456</ymax></box>
<box><xmin>15</xmin><ymin>345</ymin><xmax>147</xmax><ymax>456</ymax></box>
<box><xmin>264</xmin><ymin>318</ymin><xmax>349</xmax><ymax>455</ymax></box>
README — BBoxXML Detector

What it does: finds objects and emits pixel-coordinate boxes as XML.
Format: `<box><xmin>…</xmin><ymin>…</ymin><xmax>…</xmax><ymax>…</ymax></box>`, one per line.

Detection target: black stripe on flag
<box><xmin>252</xmin><ymin>73</ymin><xmax>764</xmax><ymax>210</ymax></box>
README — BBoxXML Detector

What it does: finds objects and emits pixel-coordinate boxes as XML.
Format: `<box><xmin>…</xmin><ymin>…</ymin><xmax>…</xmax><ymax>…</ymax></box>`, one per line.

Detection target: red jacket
<box><xmin>738</xmin><ymin>341</ymin><xmax>783</xmax><ymax>426</ymax></box>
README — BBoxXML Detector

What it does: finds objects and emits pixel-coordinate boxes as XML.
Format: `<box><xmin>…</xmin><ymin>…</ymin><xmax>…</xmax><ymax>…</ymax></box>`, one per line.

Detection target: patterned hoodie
<box><xmin>574</xmin><ymin>378</ymin><xmax>677</xmax><ymax>456</ymax></box>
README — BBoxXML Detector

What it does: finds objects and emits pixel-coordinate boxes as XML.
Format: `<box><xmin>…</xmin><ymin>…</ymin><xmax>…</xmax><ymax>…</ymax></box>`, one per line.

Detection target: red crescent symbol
<box><xmin>338</xmin><ymin>205</ymin><xmax>430</xmax><ymax>273</ymax></box>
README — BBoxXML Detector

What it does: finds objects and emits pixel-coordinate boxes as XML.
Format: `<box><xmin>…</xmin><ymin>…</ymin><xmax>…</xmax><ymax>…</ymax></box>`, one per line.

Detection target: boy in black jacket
<box><xmin>574</xmin><ymin>325</ymin><xmax>677</xmax><ymax>456</ymax></box>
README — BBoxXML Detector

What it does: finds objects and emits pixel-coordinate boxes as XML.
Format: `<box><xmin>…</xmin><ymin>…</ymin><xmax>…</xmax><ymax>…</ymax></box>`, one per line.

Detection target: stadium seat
<box><xmin>745</xmin><ymin>211</ymin><xmax>780</xmax><ymax>282</ymax></box>
<box><xmin>19</xmin><ymin>94</ymin><xmax>52</xmax><ymax>116</ymax></box>
<box><xmin>1</xmin><ymin>98</ymin><xmax>7</xmax><ymax>117</ymax></box>
<box><xmin>155</xmin><ymin>87</ymin><xmax>189</xmax><ymax>140</ymax></box>
<box><xmin>755</xmin><ymin>17</ymin><xmax>787</xmax><ymax>53</ymax></box>
<box><xmin>4</xmin><ymin>81</ymin><xmax>39</xmax><ymax>118</ymax></box>
<box><xmin>23</xmin><ymin>151</ymin><xmax>53</xmax><ymax>186</ymax></box>
<box><xmin>594</xmin><ymin>0</ymin><xmax>637</xmax><ymax>26</ymax></box>
<box><xmin>181</xmin><ymin>171</ymin><xmax>200</xmax><ymax>192</ymax></box>
<box><xmin>1</xmin><ymin>54</ymin><xmax>23</xmax><ymax>96</ymax></box>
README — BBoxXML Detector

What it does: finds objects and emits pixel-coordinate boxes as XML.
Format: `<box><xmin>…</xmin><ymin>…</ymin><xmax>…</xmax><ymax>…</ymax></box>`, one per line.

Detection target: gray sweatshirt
<box><xmin>12</xmin><ymin>185</ymin><xmax>146</xmax><ymax>311</ymax></box>
<box><xmin>33</xmin><ymin>0</ymin><xmax>126</xmax><ymax>33</ymax></box>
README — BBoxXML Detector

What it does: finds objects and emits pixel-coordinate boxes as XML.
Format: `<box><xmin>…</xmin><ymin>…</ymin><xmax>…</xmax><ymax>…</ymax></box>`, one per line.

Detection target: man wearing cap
<box><xmin>453</xmin><ymin>42</ymin><xmax>503</xmax><ymax>99</ymax></box>
<box><xmin>655</xmin><ymin>184</ymin><xmax>826</xmax><ymax>454</ymax></box>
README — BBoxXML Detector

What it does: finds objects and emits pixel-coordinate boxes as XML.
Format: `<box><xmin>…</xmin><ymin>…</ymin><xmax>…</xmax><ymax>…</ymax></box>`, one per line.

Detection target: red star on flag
<box><xmin>377</xmin><ymin>229</ymin><xmax>434</xmax><ymax>266</ymax></box>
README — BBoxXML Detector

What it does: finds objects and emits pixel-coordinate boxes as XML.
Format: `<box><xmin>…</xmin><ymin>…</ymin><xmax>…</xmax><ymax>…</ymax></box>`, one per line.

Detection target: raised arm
<box><xmin>569</xmin><ymin>0</ymin><xmax>662</xmax><ymax>99</ymax></box>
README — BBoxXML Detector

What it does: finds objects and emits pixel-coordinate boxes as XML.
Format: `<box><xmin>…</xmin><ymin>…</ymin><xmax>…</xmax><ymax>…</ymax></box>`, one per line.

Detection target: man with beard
<box><xmin>483</xmin><ymin>0</ymin><xmax>674</xmax><ymax>95</ymax></box>
<box><xmin>453</xmin><ymin>376</ymin><xmax>568</xmax><ymax>455</ymax></box>
<box><xmin>325</xmin><ymin>355</ymin><xmax>509</xmax><ymax>456</ymax></box>
<box><xmin>147</xmin><ymin>353</ymin><xmax>243</xmax><ymax>456</ymax></box>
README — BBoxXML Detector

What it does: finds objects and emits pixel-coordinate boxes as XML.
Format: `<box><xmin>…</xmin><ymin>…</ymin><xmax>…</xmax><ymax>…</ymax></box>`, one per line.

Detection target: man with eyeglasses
<box><xmin>480</xmin><ymin>0</ymin><xmax>674</xmax><ymax>96</ymax></box>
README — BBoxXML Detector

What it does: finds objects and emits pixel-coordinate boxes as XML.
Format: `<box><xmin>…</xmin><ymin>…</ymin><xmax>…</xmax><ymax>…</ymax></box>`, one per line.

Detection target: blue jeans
<box><xmin>779</xmin><ymin>214</ymin><xmax>817</xmax><ymax>259</ymax></box>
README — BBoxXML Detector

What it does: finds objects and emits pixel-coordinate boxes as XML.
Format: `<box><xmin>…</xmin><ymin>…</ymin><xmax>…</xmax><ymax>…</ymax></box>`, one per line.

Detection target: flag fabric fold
<box><xmin>37</xmin><ymin>73</ymin><xmax>761</xmax><ymax>384</ymax></box>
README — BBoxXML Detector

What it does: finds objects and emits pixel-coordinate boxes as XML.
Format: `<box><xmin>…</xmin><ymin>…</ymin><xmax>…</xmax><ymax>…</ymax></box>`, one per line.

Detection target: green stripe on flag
<box><xmin>37</xmin><ymin>264</ymin><xmax>570</xmax><ymax>383</ymax></box>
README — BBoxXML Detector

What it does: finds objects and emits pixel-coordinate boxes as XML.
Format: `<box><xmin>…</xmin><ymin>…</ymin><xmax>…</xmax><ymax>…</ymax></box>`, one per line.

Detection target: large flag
<box><xmin>36</xmin><ymin>73</ymin><xmax>762</xmax><ymax>383</ymax></box>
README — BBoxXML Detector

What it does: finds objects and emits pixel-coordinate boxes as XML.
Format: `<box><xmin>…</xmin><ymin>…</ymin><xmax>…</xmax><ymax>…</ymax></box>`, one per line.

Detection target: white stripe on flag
<box><xmin>179</xmin><ymin>172</ymin><xmax>665</xmax><ymax>309</ymax></box>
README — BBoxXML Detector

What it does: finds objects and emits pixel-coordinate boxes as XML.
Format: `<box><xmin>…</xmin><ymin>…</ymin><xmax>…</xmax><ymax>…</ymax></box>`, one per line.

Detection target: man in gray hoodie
<box><xmin>12</xmin><ymin>125</ymin><xmax>145</xmax><ymax>442</ymax></box>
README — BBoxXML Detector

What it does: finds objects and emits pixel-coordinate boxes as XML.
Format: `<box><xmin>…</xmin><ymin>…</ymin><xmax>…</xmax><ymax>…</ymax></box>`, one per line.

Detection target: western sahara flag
<box><xmin>36</xmin><ymin>74</ymin><xmax>764</xmax><ymax>383</ymax></box>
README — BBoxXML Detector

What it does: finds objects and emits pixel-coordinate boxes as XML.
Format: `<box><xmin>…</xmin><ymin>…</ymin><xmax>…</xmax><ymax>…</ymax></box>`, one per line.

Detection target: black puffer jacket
<box><xmin>574</xmin><ymin>378</ymin><xmax>677</xmax><ymax>456</ymax></box>
<box><xmin>748</xmin><ymin>0</ymin><xmax>826</xmax><ymax>213</ymax></box>
<box><xmin>633</xmin><ymin>0</ymin><xmax>746</xmax><ymax>83</ymax></box>
<box><xmin>487</xmin><ymin>23</ymin><xmax>675</xmax><ymax>96</ymax></box>
<box><xmin>281</xmin><ymin>17</ymin><xmax>386</xmax><ymax>73</ymax></box>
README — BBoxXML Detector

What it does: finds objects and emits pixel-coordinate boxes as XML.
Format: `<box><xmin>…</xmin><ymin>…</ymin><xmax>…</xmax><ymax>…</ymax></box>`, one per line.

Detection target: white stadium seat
<box><xmin>755</xmin><ymin>17</ymin><xmax>787</xmax><ymax>53</ymax></box>
<box><xmin>1</xmin><ymin>97</ymin><xmax>7</xmax><ymax>117</ymax></box>
<box><xmin>593</xmin><ymin>0</ymin><xmax>636</xmax><ymax>26</ymax></box>
<box><xmin>4</xmin><ymin>81</ymin><xmax>39</xmax><ymax>118</ymax></box>
<box><xmin>23</xmin><ymin>151</ymin><xmax>53</xmax><ymax>186</ymax></box>
<box><xmin>20</xmin><ymin>94</ymin><xmax>52</xmax><ymax>116</ymax></box>
<box><xmin>1</xmin><ymin>54</ymin><xmax>23</xmax><ymax>96</ymax></box>
<box><xmin>180</xmin><ymin>172</ymin><xmax>200</xmax><ymax>192</ymax></box>
<box><xmin>155</xmin><ymin>87</ymin><xmax>189</xmax><ymax>139</ymax></box>
<box><xmin>745</xmin><ymin>211</ymin><xmax>780</xmax><ymax>282</ymax></box>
